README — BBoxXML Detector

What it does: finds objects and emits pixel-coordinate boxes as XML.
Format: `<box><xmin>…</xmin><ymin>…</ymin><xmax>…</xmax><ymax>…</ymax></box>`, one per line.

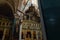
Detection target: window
<box><xmin>0</xmin><ymin>22</ymin><xmax>1</xmax><ymax>25</ymax></box>
<box><xmin>33</xmin><ymin>31</ymin><xmax>36</xmax><ymax>39</ymax></box>
<box><xmin>30</xmin><ymin>16</ymin><xmax>32</xmax><ymax>20</ymax></box>
<box><xmin>0</xmin><ymin>31</ymin><xmax>3</xmax><ymax>39</ymax></box>
<box><xmin>21</xmin><ymin>32</ymin><xmax>24</xmax><ymax>39</ymax></box>
<box><xmin>2</xmin><ymin>22</ymin><xmax>5</xmax><ymax>25</ymax></box>
<box><xmin>7</xmin><ymin>23</ymin><xmax>8</xmax><ymax>25</ymax></box>
<box><xmin>26</xmin><ymin>15</ymin><xmax>29</xmax><ymax>20</ymax></box>
<box><xmin>38</xmin><ymin>32</ymin><xmax>41</xmax><ymax>39</ymax></box>
<box><xmin>26</xmin><ymin>32</ymin><xmax>31</xmax><ymax>38</ymax></box>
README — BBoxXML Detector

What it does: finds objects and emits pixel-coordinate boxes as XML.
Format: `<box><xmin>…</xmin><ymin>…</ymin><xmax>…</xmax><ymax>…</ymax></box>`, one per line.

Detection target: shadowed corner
<box><xmin>0</xmin><ymin>3</ymin><xmax>15</xmax><ymax>40</ymax></box>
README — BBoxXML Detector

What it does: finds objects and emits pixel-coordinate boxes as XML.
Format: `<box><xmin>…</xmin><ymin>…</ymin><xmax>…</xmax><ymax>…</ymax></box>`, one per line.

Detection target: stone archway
<box><xmin>0</xmin><ymin>3</ymin><xmax>15</xmax><ymax>40</ymax></box>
